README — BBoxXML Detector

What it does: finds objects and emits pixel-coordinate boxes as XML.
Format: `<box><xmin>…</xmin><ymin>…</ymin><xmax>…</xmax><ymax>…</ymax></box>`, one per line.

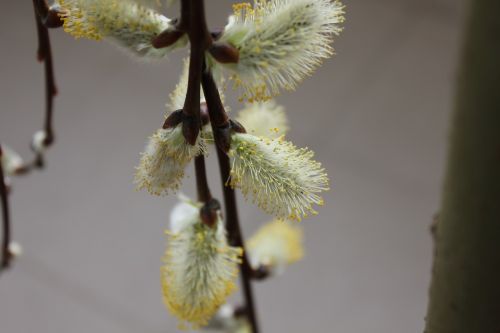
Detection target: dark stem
<box><xmin>0</xmin><ymin>146</ymin><xmax>12</xmax><ymax>271</ymax></box>
<box><xmin>179</xmin><ymin>0</ymin><xmax>190</xmax><ymax>30</ymax></box>
<box><xmin>33</xmin><ymin>0</ymin><xmax>49</xmax><ymax>20</ymax></box>
<box><xmin>194</xmin><ymin>155</ymin><xmax>211</xmax><ymax>203</ymax></box>
<box><xmin>201</xmin><ymin>71</ymin><xmax>229</xmax><ymax>128</ymax></box>
<box><xmin>33</xmin><ymin>2</ymin><xmax>57</xmax><ymax>147</ymax></box>
<box><xmin>218</xmin><ymin>151</ymin><xmax>260</xmax><ymax>332</ymax></box>
<box><xmin>33</xmin><ymin>0</ymin><xmax>63</xmax><ymax>28</ymax></box>
<box><xmin>180</xmin><ymin>0</ymin><xmax>212</xmax><ymax>145</ymax></box>
<box><xmin>180</xmin><ymin>0</ymin><xmax>261</xmax><ymax>330</ymax></box>
<box><xmin>201</xmin><ymin>70</ymin><xmax>261</xmax><ymax>333</ymax></box>
<box><xmin>180</xmin><ymin>0</ymin><xmax>213</xmax><ymax>206</ymax></box>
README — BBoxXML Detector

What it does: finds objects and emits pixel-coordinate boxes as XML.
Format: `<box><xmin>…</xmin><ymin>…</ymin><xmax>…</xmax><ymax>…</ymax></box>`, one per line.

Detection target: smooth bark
<box><xmin>424</xmin><ymin>1</ymin><xmax>500</xmax><ymax>332</ymax></box>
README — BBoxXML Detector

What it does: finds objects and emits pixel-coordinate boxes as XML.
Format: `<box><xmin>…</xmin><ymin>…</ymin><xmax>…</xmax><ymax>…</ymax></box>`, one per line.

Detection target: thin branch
<box><xmin>0</xmin><ymin>146</ymin><xmax>12</xmax><ymax>271</ymax></box>
<box><xmin>178</xmin><ymin>0</ymin><xmax>262</xmax><ymax>330</ymax></box>
<box><xmin>179</xmin><ymin>0</ymin><xmax>190</xmax><ymax>30</ymax></box>
<box><xmin>201</xmin><ymin>69</ymin><xmax>261</xmax><ymax>333</ymax></box>
<box><xmin>194</xmin><ymin>155</ymin><xmax>212</xmax><ymax>203</ymax></box>
<box><xmin>178</xmin><ymin>0</ymin><xmax>214</xmax><ymax>209</ymax></box>
<box><xmin>180</xmin><ymin>0</ymin><xmax>212</xmax><ymax>146</ymax></box>
<box><xmin>33</xmin><ymin>1</ymin><xmax>58</xmax><ymax>147</ymax></box>
<box><xmin>33</xmin><ymin>0</ymin><xmax>50</xmax><ymax>19</ymax></box>
<box><xmin>200</xmin><ymin>71</ymin><xmax>229</xmax><ymax>128</ymax></box>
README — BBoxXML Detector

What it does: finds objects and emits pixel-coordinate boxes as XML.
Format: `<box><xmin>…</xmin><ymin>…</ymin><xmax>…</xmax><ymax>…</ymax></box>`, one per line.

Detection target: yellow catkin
<box><xmin>248</xmin><ymin>220</ymin><xmax>304</xmax><ymax>269</ymax></box>
<box><xmin>161</xmin><ymin>207</ymin><xmax>242</xmax><ymax>329</ymax></box>
<box><xmin>135</xmin><ymin>126</ymin><xmax>205</xmax><ymax>196</ymax></box>
<box><xmin>57</xmin><ymin>0</ymin><xmax>185</xmax><ymax>59</ymax></box>
<box><xmin>229</xmin><ymin>133</ymin><xmax>329</xmax><ymax>221</ymax></box>
<box><xmin>59</xmin><ymin>0</ymin><xmax>166</xmax><ymax>39</ymax></box>
<box><xmin>219</xmin><ymin>0</ymin><xmax>345</xmax><ymax>102</ymax></box>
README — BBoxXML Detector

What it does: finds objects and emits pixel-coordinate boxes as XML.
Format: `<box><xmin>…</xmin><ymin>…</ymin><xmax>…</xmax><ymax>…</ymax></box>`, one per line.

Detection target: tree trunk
<box><xmin>424</xmin><ymin>1</ymin><xmax>500</xmax><ymax>332</ymax></box>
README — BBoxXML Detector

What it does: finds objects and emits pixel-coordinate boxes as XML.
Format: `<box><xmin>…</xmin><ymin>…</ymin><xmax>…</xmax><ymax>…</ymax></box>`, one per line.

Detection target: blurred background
<box><xmin>0</xmin><ymin>0</ymin><xmax>467</xmax><ymax>332</ymax></box>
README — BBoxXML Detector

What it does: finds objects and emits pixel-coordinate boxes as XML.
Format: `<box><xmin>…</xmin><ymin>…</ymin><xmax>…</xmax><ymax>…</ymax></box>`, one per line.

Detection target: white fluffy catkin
<box><xmin>162</xmin><ymin>199</ymin><xmax>242</xmax><ymax>329</ymax></box>
<box><xmin>229</xmin><ymin>133</ymin><xmax>329</xmax><ymax>221</ymax></box>
<box><xmin>218</xmin><ymin>0</ymin><xmax>345</xmax><ymax>101</ymax></box>
<box><xmin>135</xmin><ymin>126</ymin><xmax>205</xmax><ymax>195</ymax></box>
<box><xmin>235</xmin><ymin>100</ymin><xmax>289</xmax><ymax>139</ymax></box>
<box><xmin>57</xmin><ymin>0</ymin><xmax>186</xmax><ymax>58</ymax></box>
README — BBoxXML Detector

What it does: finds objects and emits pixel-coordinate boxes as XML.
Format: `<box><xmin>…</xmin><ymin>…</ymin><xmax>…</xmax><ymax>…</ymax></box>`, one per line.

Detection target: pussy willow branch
<box><xmin>5</xmin><ymin>2</ymin><xmax>61</xmax><ymax>176</ymax></box>
<box><xmin>201</xmin><ymin>62</ymin><xmax>261</xmax><ymax>333</ymax></box>
<box><xmin>0</xmin><ymin>147</ymin><xmax>12</xmax><ymax>271</ymax></box>
<box><xmin>0</xmin><ymin>0</ymin><xmax>61</xmax><ymax>275</ymax></box>
<box><xmin>178</xmin><ymin>0</ymin><xmax>214</xmax><ymax>205</ymax></box>
<box><xmin>176</xmin><ymin>0</ymin><xmax>261</xmax><ymax>332</ymax></box>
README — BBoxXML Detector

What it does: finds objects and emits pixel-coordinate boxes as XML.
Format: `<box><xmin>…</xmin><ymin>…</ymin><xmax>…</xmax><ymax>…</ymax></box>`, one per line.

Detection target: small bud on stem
<box><xmin>200</xmin><ymin>198</ymin><xmax>221</xmax><ymax>228</ymax></box>
<box><xmin>163</xmin><ymin>109</ymin><xmax>184</xmax><ymax>129</ymax></box>
<box><xmin>152</xmin><ymin>28</ymin><xmax>186</xmax><ymax>49</ymax></box>
<box><xmin>208</xmin><ymin>42</ymin><xmax>240</xmax><ymax>64</ymax></box>
<box><xmin>33</xmin><ymin>0</ymin><xmax>64</xmax><ymax>28</ymax></box>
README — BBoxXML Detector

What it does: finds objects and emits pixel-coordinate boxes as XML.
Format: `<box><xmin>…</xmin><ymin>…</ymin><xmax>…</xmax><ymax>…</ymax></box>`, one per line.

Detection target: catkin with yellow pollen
<box><xmin>228</xmin><ymin>133</ymin><xmax>329</xmax><ymax>221</ymax></box>
<box><xmin>247</xmin><ymin>220</ymin><xmax>303</xmax><ymax>274</ymax></box>
<box><xmin>161</xmin><ymin>199</ymin><xmax>242</xmax><ymax>329</ymax></box>
<box><xmin>235</xmin><ymin>100</ymin><xmax>289</xmax><ymax>139</ymax></box>
<box><xmin>57</xmin><ymin>0</ymin><xmax>187</xmax><ymax>58</ymax></box>
<box><xmin>217</xmin><ymin>0</ymin><xmax>345</xmax><ymax>101</ymax></box>
<box><xmin>134</xmin><ymin>126</ymin><xmax>205</xmax><ymax>196</ymax></box>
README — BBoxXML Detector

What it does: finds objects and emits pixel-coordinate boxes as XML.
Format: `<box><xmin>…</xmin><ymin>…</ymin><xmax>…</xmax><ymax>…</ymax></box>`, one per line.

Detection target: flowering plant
<box><xmin>1</xmin><ymin>1</ymin><xmax>344</xmax><ymax>332</ymax></box>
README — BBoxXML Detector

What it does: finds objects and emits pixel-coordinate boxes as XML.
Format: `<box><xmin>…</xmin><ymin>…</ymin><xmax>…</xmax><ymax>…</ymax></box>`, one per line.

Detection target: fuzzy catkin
<box><xmin>57</xmin><ymin>0</ymin><xmax>186</xmax><ymax>58</ymax></box>
<box><xmin>247</xmin><ymin>220</ymin><xmax>303</xmax><ymax>274</ymax></box>
<box><xmin>219</xmin><ymin>0</ymin><xmax>345</xmax><ymax>101</ymax></box>
<box><xmin>162</xmin><ymin>200</ymin><xmax>242</xmax><ymax>329</ymax></box>
<box><xmin>135</xmin><ymin>126</ymin><xmax>205</xmax><ymax>195</ymax></box>
<box><xmin>229</xmin><ymin>133</ymin><xmax>329</xmax><ymax>221</ymax></box>
<box><xmin>235</xmin><ymin>100</ymin><xmax>289</xmax><ymax>139</ymax></box>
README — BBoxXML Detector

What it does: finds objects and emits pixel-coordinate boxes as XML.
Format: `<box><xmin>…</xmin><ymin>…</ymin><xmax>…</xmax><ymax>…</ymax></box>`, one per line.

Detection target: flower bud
<box><xmin>208</xmin><ymin>42</ymin><xmax>240</xmax><ymax>64</ymax></box>
<box><xmin>206</xmin><ymin>304</ymin><xmax>251</xmax><ymax>332</ymax></box>
<box><xmin>31</xmin><ymin>130</ymin><xmax>49</xmax><ymax>154</ymax></box>
<box><xmin>0</xmin><ymin>145</ymin><xmax>24</xmax><ymax>176</ymax></box>
<box><xmin>8</xmin><ymin>241</ymin><xmax>23</xmax><ymax>259</ymax></box>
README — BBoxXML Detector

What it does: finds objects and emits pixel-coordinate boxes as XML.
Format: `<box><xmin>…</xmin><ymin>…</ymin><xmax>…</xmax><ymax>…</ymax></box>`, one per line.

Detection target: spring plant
<box><xmin>1</xmin><ymin>0</ymin><xmax>344</xmax><ymax>332</ymax></box>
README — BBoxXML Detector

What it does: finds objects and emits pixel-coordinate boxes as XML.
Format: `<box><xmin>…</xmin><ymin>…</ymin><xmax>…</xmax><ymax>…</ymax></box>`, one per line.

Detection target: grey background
<box><xmin>0</xmin><ymin>0</ymin><xmax>467</xmax><ymax>332</ymax></box>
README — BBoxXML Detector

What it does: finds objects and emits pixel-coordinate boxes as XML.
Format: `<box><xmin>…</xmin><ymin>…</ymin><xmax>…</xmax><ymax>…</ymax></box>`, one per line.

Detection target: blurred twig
<box><xmin>0</xmin><ymin>146</ymin><xmax>12</xmax><ymax>271</ymax></box>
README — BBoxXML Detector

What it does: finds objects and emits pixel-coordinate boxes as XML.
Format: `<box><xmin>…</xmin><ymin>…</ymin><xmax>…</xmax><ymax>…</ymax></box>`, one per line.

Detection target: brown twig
<box><xmin>177</xmin><ymin>0</ymin><xmax>214</xmax><ymax>209</ymax></box>
<box><xmin>0</xmin><ymin>146</ymin><xmax>12</xmax><ymax>271</ymax></box>
<box><xmin>201</xmin><ymin>67</ymin><xmax>261</xmax><ymax>333</ymax></box>
<box><xmin>176</xmin><ymin>0</ymin><xmax>262</xmax><ymax>331</ymax></box>
<box><xmin>194</xmin><ymin>155</ymin><xmax>212</xmax><ymax>203</ymax></box>
<box><xmin>179</xmin><ymin>0</ymin><xmax>211</xmax><ymax>146</ymax></box>
<box><xmin>33</xmin><ymin>0</ymin><xmax>58</xmax><ymax>147</ymax></box>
